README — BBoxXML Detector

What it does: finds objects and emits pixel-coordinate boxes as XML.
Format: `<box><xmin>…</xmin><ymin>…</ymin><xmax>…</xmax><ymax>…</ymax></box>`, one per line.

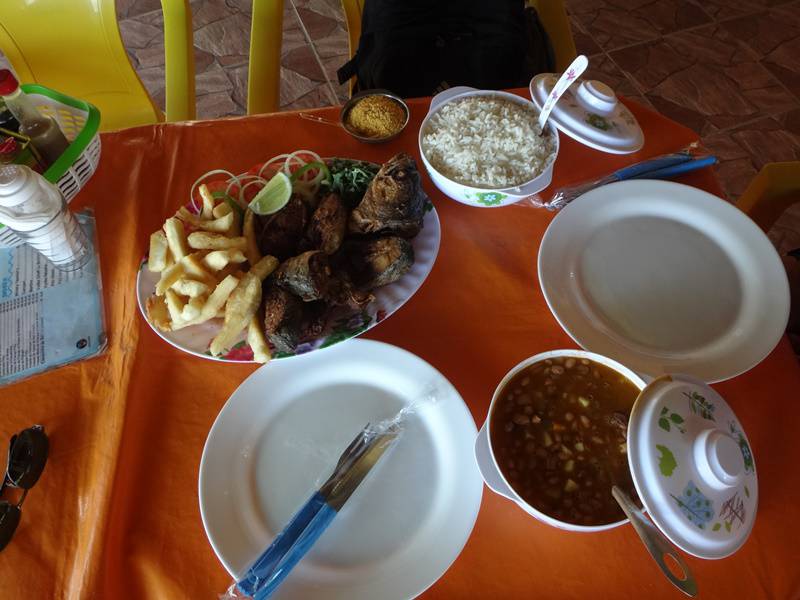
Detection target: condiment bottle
<box><xmin>0</xmin><ymin>137</ymin><xmax>19</xmax><ymax>164</ymax></box>
<box><xmin>0</xmin><ymin>98</ymin><xmax>20</xmax><ymax>133</ymax></box>
<box><xmin>0</xmin><ymin>164</ymin><xmax>90</xmax><ymax>271</ymax></box>
<box><xmin>0</xmin><ymin>70</ymin><xmax>69</xmax><ymax>167</ymax></box>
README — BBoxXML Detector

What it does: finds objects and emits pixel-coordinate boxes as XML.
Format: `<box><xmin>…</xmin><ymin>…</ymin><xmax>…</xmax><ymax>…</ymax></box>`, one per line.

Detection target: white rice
<box><xmin>421</xmin><ymin>95</ymin><xmax>555</xmax><ymax>188</ymax></box>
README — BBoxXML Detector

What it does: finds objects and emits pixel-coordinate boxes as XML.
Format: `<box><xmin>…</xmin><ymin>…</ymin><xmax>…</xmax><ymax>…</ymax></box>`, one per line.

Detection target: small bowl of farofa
<box><xmin>340</xmin><ymin>90</ymin><xmax>410</xmax><ymax>143</ymax></box>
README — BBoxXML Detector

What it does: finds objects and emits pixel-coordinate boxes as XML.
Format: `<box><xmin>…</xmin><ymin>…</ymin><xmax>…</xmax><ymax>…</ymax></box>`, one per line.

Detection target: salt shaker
<box><xmin>0</xmin><ymin>164</ymin><xmax>90</xmax><ymax>271</ymax></box>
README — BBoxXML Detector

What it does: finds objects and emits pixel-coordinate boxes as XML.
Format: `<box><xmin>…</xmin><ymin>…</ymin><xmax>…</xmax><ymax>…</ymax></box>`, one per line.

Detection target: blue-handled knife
<box><xmin>546</xmin><ymin>153</ymin><xmax>718</xmax><ymax>209</ymax></box>
<box><xmin>237</xmin><ymin>423</ymin><xmax>399</xmax><ymax>599</ymax></box>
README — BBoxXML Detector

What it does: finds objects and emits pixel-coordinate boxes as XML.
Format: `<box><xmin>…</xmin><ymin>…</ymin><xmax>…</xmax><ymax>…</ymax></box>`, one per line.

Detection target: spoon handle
<box><xmin>299</xmin><ymin>112</ymin><xmax>342</xmax><ymax>128</ymax></box>
<box><xmin>537</xmin><ymin>54</ymin><xmax>589</xmax><ymax>131</ymax></box>
<box><xmin>612</xmin><ymin>486</ymin><xmax>698</xmax><ymax>597</ymax></box>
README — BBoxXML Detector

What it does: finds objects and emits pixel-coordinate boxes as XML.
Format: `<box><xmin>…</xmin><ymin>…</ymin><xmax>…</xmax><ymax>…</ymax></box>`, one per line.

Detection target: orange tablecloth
<box><xmin>3</xmin><ymin>92</ymin><xmax>799</xmax><ymax>599</ymax></box>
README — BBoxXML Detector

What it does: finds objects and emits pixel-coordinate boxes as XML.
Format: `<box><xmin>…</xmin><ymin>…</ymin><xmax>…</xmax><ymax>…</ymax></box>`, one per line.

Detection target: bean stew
<box><xmin>490</xmin><ymin>355</ymin><xmax>641</xmax><ymax>526</ymax></box>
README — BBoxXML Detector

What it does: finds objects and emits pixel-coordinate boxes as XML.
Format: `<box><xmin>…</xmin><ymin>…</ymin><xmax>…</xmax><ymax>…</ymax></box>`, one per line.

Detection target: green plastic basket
<box><xmin>0</xmin><ymin>84</ymin><xmax>101</xmax><ymax>247</ymax></box>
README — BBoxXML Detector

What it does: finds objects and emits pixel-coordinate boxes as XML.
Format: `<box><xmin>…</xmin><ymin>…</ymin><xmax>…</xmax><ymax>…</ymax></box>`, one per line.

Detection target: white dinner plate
<box><xmin>538</xmin><ymin>179</ymin><xmax>790</xmax><ymax>383</ymax></box>
<box><xmin>199</xmin><ymin>339</ymin><xmax>483</xmax><ymax>599</ymax></box>
<box><xmin>136</xmin><ymin>206</ymin><xmax>440</xmax><ymax>362</ymax></box>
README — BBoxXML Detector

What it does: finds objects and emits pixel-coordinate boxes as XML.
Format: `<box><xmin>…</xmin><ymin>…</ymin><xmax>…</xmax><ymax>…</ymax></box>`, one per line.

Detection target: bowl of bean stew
<box><xmin>475</xmin><ymin>349</ymin><xmax>646</xmax><ymax>531</ymax></box>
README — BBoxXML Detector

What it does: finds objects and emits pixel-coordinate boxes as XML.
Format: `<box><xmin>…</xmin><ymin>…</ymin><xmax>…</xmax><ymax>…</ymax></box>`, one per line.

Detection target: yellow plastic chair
<box><xmin>0</xmin><ymin>0</ymin><xmax>195</xmax><ymax>131</ymax></box>
<box><xmin>339</xmin><ymin>0</ymin><xmax>578</xmax><ymax>94</ymax></box>
<box><xmin>738</xmin><ymin>162</ymin><xmax>800</xmax><ymax>342</ymax></box>
<box><xmin>342</xmin><ymin>0</ymin><xmax>365</xmax><ymax>84</ymax></box>
<box><xmin>527</xmin><ymin>0</ymin><xmax>578</xmax><ymax>72</ymax></box>
<box><xmin>247</xmin><ymin>0</ymin><xmax>284</xmax><ymax>115</ymax></box>
<box><xmin>736</xmin><ymin>162</ymin><xmax>800</xmax><ymax>233</ymax></box>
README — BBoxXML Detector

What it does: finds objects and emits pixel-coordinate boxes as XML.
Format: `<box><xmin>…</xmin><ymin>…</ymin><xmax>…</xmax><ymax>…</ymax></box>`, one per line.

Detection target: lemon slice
<box><xmin>248</xmin><ymin>172</ymin><xmax>292</xmax><ymax>215</ymax></box>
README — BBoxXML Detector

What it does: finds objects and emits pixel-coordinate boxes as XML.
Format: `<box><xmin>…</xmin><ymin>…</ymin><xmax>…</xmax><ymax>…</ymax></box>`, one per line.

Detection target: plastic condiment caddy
<box><xmin>0</xmin><ymin>83</ymin><xmax>100</xmax><ymax>248</ymax></box>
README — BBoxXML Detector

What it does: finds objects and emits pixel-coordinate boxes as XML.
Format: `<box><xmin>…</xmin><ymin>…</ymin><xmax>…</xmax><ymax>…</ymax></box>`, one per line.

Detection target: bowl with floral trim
<box><xmin>475</xmin><ymin>348</ymin><xmax>759</xmax><ymax>563</ymax></box>
<box><xmin>417</xmin><ymin>87</ymin><xmax>559</xmax><ymax>208</ymax></box>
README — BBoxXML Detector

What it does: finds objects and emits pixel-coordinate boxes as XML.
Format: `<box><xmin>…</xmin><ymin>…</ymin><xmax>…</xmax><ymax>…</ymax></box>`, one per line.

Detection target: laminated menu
<box><xmin>0</xmin><ymin>212</ymin><xmax>106</xmax><ymax>386</ymax></box>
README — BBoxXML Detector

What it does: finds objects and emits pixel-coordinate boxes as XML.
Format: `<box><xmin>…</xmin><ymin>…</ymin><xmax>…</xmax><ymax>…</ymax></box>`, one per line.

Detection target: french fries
<box><xmin>199</xmin><ymin>275</ymin><xmax>239</xmax><ymax>321</ymax></box>
<box><xmin>145</xmin><ymin>189</ymin><xmax>277</xmax><ymax>363</ymax></box>
<box><xmin>181</xmin><ymin>296</ymin><xmax>206</xmax><ymax>322</ymax></box>
<box><xmin>164</xmin><ymin>289</ymin><xmax>186</xmax><ymax>324</ymax></box>
<box><xmin>209</xmin><ymin>273</ymin><xmax>261</xmax><ymax>356</ymax></box>
<box><xmin>164</xmin><ymin>217</ymin><xmax>189</xmax><ymax>260</ymax></box>
<box><xmin>248</xmin><ymin>313</ymin><xmax>271</xmax><ymax>363</ymax></box>
<box><xmin>176</xmin><ymin>207</ymin><xmax>235</xmax><ymax>233</ymax></box>
<box><xmin>199</xmin><ymin>184</ymin><xmax>216</xmax><ymax>220</ymax></box>
<box><xmin>188</xmin><ymin>231</ymin><xmax>247</xmax><ymax>251</ymax></box>
<box><xmin>250</xmin><ymin>255</ymin><xmax>279</xmax><ymax>281</ymax></box>
<box><xmin>156</xmin><ymin>262</ymin><xmax>186</xmax><ymax>296</ymax></box>
<box><xmin>168</xmin><ymin>275</ymin><xmax>239</xmax><ymax>331</ymax></box>
<box><xmin>213</xmin><ymin>202</ymin><xmax>232</xmax><ymax>219</ymax></box>
<box><xmin>148</xmin><ymin>231</ymin><xmax>169</xmax><ymax>272</ymax></box>
<box><xmin>171</xmin><ymin>279</ymin><xmax>210</xmax><ymax>298</ymax></box>
<box><xmin>215</xmin><ymin>263</ymin><xmax>244</xmax><ymax>282</ymax></box>
<box><xmin>243</xmin><ymin>209</ymin><xmax>261</xmax><ymax>266</ymax></box>
<box><xmin>181</xmin><ymin>253</ymin><xmax>218</xmax><ymax>288</ymax></box>
<box><xmin>203</xmin><ymin>249</ymin><xmax>247</xmax><ymax>272</ymax></box>
<box><xmin>226</xmin><ymin>207</ymin><xmax>242</xmax><ymax>238</ymax></box>
<box><xmin>145</xmin><ymin>295</ymin><xmax>171</xmax><ymax>331</ymax></box>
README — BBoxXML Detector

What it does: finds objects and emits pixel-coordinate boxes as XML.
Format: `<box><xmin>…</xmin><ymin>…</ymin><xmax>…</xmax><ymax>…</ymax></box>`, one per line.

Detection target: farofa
<box><xmin>346</xmin><ymin>95</ymin><xmax>406</xmax><ymax>138</ymax></box>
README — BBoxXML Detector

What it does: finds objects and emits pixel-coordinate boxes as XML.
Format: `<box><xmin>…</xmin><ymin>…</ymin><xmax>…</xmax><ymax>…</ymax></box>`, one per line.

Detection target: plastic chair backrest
<box><xmin>247</xmin><ymin>0</ymin><xmax>284</xmax><ymax>115</ymax></box>
<box><xmin>342</xmin><ymin>0</ymin><xmax>365</xmax><ymax>67</ymax></box>
<box><xmin>0</xmin><ymin>0</ymin><xmax>195</xmax><ymax>131</ymax></box>
<box><xmin>338</xmin><ymin>0</ymin><xmax>577</xmax><ymax>93</ymax></box>
<box><xmin>736</xmin><ymin>162</ymin><xmax>800</xmax><ymax>233</ymax></box>
<box><xmin>527</xmin><ymin>0</ymin><xmax>578</xmax><ymax>71</ymax></box>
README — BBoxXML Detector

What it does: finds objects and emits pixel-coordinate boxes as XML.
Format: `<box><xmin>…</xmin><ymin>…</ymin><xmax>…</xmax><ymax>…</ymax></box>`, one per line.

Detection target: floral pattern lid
<box><xmin>628</xmin><ymin>374</ymin><xmax>757</xmax><ymax>559</ymax></box>
<box><xmin>529</xmin><ymin>74</ymin><xmax>644</xmax><ymax>154</ymax></box>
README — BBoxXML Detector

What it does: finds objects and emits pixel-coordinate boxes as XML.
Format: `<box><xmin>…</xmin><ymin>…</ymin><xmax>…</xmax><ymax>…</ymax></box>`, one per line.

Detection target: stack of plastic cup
<box><xmin>0</xmin><ymin>164</ymin><xmax>90</xmax><ymax>271</ymax></box>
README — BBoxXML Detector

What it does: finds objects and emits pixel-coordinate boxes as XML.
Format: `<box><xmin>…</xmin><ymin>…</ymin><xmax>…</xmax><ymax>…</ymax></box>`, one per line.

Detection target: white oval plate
<box><xmin>538</xmin><ymin>179</ymin><xmax>790</xmax><ymax>383</ymax></box>
<box><xmin>199</xmin><ymin>339</ymin><xmax>483</xmax><ymax>599</ymax></box>
<box><xmin>136</xmin><ymin>206</ymin><xmax>440</xmax><ymax>362</ymax></box>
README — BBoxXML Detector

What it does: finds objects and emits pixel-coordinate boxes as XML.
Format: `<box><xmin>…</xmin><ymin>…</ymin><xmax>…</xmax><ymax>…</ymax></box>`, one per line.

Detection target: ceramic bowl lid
<box><xmin>627</xmin><ymin>374</ymin><xmax>757</xmax><ymax>559</ymax></box>
<box><xmin>529</xmin><ymin>73</ymin><xmax>644</xmax><ymax>154</ymax></box>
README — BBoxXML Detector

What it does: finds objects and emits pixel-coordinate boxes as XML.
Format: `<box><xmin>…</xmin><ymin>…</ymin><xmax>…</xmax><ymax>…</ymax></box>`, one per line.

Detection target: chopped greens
<box><xmin>323</xmin><ymin>158</ymin><xmax>379</xmax><ymax>208</ymax></box>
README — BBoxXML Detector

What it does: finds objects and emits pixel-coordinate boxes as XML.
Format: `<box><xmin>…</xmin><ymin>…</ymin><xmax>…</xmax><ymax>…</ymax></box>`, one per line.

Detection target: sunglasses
<box><xmin>0</xmin><ymin>425</ymin><xmax>48</xmax><ymax>551</ymax></box>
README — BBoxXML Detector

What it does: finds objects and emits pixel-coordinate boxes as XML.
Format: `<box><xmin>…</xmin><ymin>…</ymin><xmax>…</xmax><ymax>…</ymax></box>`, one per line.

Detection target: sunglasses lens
<box><xmin>7</xmin><ymin>426</ymin><xmax>49</xmax><ymax>489</ymax></box>
<box><xmin>0</xmin><ymin>502</ymin><xmax>21</xmax><ymax>552</ymax></box>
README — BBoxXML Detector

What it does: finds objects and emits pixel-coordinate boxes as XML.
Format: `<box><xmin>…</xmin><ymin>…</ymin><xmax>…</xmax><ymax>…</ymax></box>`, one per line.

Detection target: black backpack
<box><xmin>337</xmin><ymin>0</ymin><xmax>555</xmax><ymax>98</ymax></box>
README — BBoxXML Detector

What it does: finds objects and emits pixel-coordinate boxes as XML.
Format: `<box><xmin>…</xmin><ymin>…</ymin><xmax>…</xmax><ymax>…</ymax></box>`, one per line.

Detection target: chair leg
<box><xmin>340</xmin><ymin>0</ymin><xmax>364</xmax><ymax>97</ymax></box>
<box><xmin>737</xmin><ymin>162</ymin><xmax>800</xmax><ymax>233</ymax></box>
<box><xmin>162</xmin><ymin>0</ymin><xmax>196</xmax><ymax>121</ymax></box>
<box><xmin>248</xmin><ymin>0</ymin><xmax>284</xmax><ymax>115</ymax></box>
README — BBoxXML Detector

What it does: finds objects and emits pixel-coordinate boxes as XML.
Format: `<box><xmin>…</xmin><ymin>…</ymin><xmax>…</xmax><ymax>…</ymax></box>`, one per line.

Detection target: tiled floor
<box><xmin>117</xmin><ymin>0</ymin><xmax>350</xmax><ymax>116</ymax></box>
<box><xmin>569</xmin><ymin>0</ymin><xmax>800</xmax><ymax>252</ymax></box>
<box><xmin>3</xmin><ymin>0</ymin><xmax>800</xmax><ymax>250</ymax></box>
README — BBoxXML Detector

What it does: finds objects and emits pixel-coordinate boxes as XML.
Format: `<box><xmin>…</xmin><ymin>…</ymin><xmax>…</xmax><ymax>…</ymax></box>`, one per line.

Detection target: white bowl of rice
<box><xmin>418</xmin><ymin>87</ymin><xmax>559</xmax><ymax>207</ymax></box>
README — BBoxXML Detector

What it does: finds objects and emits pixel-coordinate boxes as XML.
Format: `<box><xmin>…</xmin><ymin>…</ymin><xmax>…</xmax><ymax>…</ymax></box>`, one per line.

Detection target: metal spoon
<box><xmin>537</xmin><ymin>54</ymin><xmax>589</xmax><ymax>133</ymax></box>
<box><xmin>612</xmin><ymin>485</ymin><xmax>698</xmax><ymax>597</ymax></box>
